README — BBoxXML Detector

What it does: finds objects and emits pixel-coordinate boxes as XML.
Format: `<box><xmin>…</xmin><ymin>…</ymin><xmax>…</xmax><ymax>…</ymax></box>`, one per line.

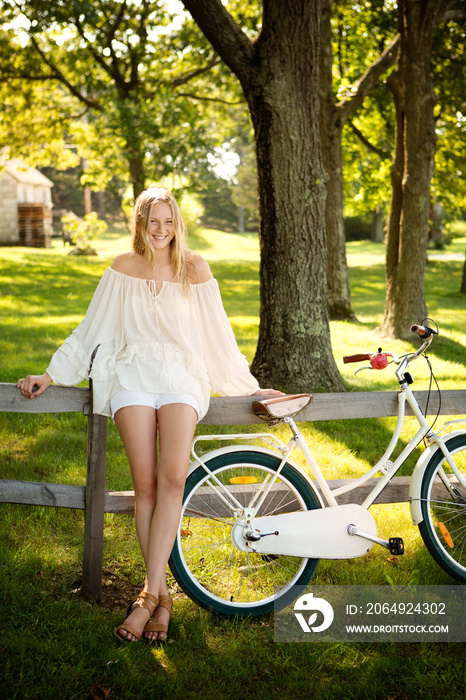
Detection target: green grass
<box><xmin>1</xmin><ymin>231</ymin><xmax>465</xmax><ymax>699</ymax></box>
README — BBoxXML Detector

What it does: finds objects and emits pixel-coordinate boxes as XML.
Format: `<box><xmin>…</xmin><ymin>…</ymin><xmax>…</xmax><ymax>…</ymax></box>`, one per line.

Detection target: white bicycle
<box><xmin>169</xmin><ymin>323</ymin><xmax>466</xmax><ymax>616</ymax></box>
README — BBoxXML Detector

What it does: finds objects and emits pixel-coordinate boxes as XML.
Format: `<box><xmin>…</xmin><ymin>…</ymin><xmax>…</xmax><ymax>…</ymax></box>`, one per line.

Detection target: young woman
<box><xmin>17</xmin><ymin>187</ymin><xmax>281</xmax><ymax>643</ymax></box>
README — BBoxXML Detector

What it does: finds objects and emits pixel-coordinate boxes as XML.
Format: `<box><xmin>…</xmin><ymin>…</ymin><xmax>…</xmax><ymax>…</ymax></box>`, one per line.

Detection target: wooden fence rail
<box><xmin>1</xmin><ymin>382</ymin><xmax>465</xmax><ymax>600</ymax></box>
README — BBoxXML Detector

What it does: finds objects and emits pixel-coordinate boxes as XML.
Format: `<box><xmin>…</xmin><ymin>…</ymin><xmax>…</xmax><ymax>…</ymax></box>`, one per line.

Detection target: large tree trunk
<box><xmin>319</xmin><ymin>0</ymin><xmax>399</xmax><ymax>321</ymax></box>
<box><xmin>183</xmin><ymin>0</ymin><xmax>343</xmax><ymax>392</ymax></box>
<box><xmin>248</xmin><ymin>3</ymin><xmax>340</xmax><ymax>391</ymax></box>
<box><xmin>128</xmin><ymin>155</ymin><xmax>146</xmax><ymax>200</ymax></box>
<box><xmin>381</xmin><ymin>0</ymin><xmax>447</xmax><ymax>338</ymax></box>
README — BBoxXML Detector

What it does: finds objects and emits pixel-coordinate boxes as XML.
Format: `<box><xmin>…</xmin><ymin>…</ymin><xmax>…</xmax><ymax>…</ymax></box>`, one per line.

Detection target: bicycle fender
<box><xmin>187</xmin><ymin>444</ymin><xmax>324</xmax><ymax>507</ymax></box>
<box><xmin>409</xmin><ymin>429</ymin><xmax>466</xmax><ymax>525</ymax></box>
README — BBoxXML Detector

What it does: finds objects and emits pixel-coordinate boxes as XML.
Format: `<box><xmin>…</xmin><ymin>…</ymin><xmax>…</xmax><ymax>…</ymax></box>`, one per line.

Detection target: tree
<box><xmin>381</xmin><ymin>0</ymin><xmax>464</xmax><ymax>337</ymax></box>
<box><xmin>320</xmin><ymin>0</ymin><xmax>399</xmax><ymax>319</ymax></box>
<box><xmin>181</xmin><ymin>0</ymin><xmax>343</xmax><ymax>392</ymax></box>
<box><xmin>0</xmin><ymin>0</ymin><xmax>236</xmax><ymax>199</ymax></box>
<box><xmin>341</xmin><ymin>7</ymin><xmax>466</xmax><ymax>228</ymax></box>
<box><xmin>0</xmin><ymin>39</ymin><xmax>82</xmax><ymax>171</ymax></box>
<box><xmin>338</xmin><ymin>3</ymin><xmax>466</xmax><ymax>300</ymax></box>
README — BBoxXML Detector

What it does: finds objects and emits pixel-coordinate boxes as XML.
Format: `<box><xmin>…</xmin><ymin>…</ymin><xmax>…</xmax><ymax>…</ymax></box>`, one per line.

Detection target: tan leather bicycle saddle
<box><xmin>252</xmin><ymin>393</ymin><xmax>312</xmax><ymax>423</ymax></box>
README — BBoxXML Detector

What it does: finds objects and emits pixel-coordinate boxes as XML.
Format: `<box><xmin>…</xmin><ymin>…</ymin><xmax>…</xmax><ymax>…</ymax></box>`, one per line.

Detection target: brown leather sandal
<box><xmin>113</xmin><ymin>591</ymin><xmax>159</xmax><ymax>643</ymax></box>
<box><xmin>143</xmin><ymin>595</ymin><xmax>173</xmax><ymax>642</ymax></box>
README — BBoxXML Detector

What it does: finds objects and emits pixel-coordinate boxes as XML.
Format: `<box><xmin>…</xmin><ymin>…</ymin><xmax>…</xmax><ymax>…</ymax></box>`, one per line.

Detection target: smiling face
<box><xmin>147</xmin><ymin>201</ymin><xmax>175</xmax><ymax>252</ymax></box>
<box><xmin>132</xmin><ymin>187</ymin><xmax>188</xmax><ymax>278</ymax></box>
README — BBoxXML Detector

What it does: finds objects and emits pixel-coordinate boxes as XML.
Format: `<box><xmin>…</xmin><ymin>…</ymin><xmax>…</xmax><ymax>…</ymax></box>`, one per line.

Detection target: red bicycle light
<box><xmin>370</xmin><ymin>354</ymin><xmax>389</xmax><ymax>370</ymax></box>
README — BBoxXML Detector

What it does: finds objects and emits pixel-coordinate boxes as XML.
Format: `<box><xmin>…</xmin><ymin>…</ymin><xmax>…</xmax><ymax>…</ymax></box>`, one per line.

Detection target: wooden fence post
<box><xmin>81</xmin><ymin>405</ymin><xmax>107</xmax><ymax>602</ymax></box>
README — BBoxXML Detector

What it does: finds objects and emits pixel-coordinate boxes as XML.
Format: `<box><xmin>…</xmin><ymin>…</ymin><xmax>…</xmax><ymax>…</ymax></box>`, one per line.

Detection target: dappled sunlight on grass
<box><xmin>332</xmin><ymin>244</ymin><xmax>466</xmax><ymax>396</ymax></box>
<box><xmin>346</xmin><ymin>237</ymin><xmax>466</xmax><ymax>268</ymax></box>
<box><xmin>193</xmin><ymin>228</ymin><xmax>259</xmax><ymax>262</ymax></box>
<box><xmin>346</xmin><ymin>240</ymin><xmax>386</xmax><ymax>267</ymax></box>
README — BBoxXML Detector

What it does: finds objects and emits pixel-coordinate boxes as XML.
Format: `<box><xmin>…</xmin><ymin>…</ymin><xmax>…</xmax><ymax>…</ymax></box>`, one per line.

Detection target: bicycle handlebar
<box><xmin>410</xmin><ymin>324</ymin><xmax>438</xmax><ymax>339</ymax></box>
<box><xmin>343</xmin><ymin>351</ymin><xmax>394</xmax><ymax>371</ymax></box>
<box><xmin>343</xmin><ymin>322</ymin><xmax>438</xmax><ymax>374</ymax></box>
<box><xmin>343</xmin><ymin>353</ymin><xmax>372</xmax><ymax>364</ymax></box>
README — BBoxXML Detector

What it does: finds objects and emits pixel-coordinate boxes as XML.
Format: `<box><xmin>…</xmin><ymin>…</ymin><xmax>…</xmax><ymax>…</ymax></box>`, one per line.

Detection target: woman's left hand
<box><xmin>252</xmin><ymin>388</ymin><xmax>286</xmax><ymax>398</ymax></box>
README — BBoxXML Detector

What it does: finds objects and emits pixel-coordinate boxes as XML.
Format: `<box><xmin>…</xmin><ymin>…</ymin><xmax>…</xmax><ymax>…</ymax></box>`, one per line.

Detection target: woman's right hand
<box><xmin>17</xmin><ymin>372</ymin><xmax>52</xmax><ymax>399</ymax></box>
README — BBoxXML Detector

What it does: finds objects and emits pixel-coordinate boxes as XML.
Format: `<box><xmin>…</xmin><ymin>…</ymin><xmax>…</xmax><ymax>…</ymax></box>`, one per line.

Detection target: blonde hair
<box><xmin>132</xmin><ymin>187</ymin><xmax>190</xmax><ymax>294</ymax></box>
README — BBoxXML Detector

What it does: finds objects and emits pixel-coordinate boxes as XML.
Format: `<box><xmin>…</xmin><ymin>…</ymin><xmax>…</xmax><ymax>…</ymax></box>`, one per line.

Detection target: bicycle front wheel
<box><xmin>418</xmin><ymin>434</ymin><xmax>466</xmax><ymax>581</ymax></box>
<box><xmin>169</xmin><ymin>450</ymin><xmax>321</xmax><ymax>616</ymax></box>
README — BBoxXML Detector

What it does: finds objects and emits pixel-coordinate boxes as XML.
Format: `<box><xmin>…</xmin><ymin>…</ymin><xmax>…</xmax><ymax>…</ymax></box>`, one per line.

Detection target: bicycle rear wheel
<box><xmin>418</xmin><ymin>434</ymin><xmax>466</xmax><ymax>581</ymax></box>
<box><xmin>169</xmin><ymin>449</ymin><xmax>321</xmax><ymax>617</ymax></box>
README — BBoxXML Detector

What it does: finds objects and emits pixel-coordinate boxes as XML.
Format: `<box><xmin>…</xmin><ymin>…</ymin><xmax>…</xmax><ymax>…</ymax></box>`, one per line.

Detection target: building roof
<box><xmin>1</xmin><ymin>158</ymin><xmax>54</xmax><ymax>187</ymax></box>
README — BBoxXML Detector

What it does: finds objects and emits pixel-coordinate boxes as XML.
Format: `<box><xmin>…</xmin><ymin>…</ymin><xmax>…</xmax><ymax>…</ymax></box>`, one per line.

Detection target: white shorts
<box><xmin>110</xmin><ymin>390</ymin><xmax>200</xmax><ymax>421</ymax></box>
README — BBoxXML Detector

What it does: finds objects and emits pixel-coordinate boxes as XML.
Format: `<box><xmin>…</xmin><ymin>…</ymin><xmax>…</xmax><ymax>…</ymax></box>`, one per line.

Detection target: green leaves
<box><xmin>0</xmin><ymin>0</ymin><xmax>244</xmax><ymax>198</ymax></box>
<box><xmin>61</xmin><ymin>211</ymin><xmax>108</xmax><ymax>253</ymax></box>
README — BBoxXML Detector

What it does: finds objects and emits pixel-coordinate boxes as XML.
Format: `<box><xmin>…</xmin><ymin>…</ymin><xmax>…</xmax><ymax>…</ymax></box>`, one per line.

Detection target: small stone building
<box><xmin>0</xmin><ymin>158</ymin><xmax>53</xmax><ymax>247</ymax></box>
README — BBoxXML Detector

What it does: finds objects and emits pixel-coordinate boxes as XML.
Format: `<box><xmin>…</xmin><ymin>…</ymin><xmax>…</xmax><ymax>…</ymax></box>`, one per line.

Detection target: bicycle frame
<box><xmin>191</xmin><ymin>382</ymin><xmax>465</xmax><ymax>513</ymax></box>
<box><xmin>187</xmin><ymin>332</ymin><xmax>466</xmax><ymax>560</ymax></box>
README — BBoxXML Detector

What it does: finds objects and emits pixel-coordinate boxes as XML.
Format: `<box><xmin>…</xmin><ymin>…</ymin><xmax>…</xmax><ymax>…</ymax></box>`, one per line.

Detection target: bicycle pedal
<box><xmin>389</xmin><ymin>537</ymin><xmax>404</xmax><ymax>555</ymax></box>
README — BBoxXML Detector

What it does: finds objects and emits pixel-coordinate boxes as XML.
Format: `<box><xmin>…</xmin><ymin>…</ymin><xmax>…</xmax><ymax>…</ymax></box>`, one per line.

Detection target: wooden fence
<box><xmin>1</xmin><ymin>382</ymin><xmax>465</xmax><ymax>601</ymax></box>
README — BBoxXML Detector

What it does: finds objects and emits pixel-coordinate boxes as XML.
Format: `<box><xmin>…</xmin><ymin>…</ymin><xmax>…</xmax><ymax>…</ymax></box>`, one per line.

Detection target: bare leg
<box><xmin>113</xmin><ymin>405</ymin><xmax>158</xmax><ymax>640</ymax></box>
<box><xmin>114</xmin><ymin>403</ymin><xmax>196</xmax><ymax>641</ymax></box>
<box><xmin>143</xmin><ymin>403</ymin><xmax>197</xmax><ymax>640</ymax></box>
<box><xmin>114</xmin><ymin>406</ymin><xmax>158</xmax><ymax>563</ymax></box>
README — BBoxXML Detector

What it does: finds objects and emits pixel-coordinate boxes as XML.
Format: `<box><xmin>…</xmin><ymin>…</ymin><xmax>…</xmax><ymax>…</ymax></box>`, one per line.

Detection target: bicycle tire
<box><xmin>418</xmin><ymin>434</ymin><xmax>466</xmax><ymax>581</ymax></box>
<box><xmin>169</xmin><ymin>449</ymin><xmax>320</xmax><ymax>616</ymax></box>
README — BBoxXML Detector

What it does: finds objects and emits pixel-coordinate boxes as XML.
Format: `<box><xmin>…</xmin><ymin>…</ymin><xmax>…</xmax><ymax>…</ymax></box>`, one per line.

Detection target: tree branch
<box><xmin>173</xmin><ymin>91</ymin><xmax>244</xmax><ymax>105</ymax></box>
<box><xmin>28</xmin><ymin>35</ymin><xmax>104</xmax><ymax>111</ymax></box>
<box><xmin>103</xmin><ymin>1</ymin><xmax>132</xmax><ymax>91</ymax></box>
<box><xmin>129</xmin><ymin>1</ymin><xmax>151</xmax><ymax>88</ymax></box>
<box><xmin>0</xmin><ymin>68</ymin><xmax>57</xmax><ymax>82</ymax></box>
<box><xmin>73</xmin><ymin>14</ymin><xmax>129</xmax><ymax>93</ymax></box>
<box><xmin>347</xmin><ymin>119</ymin><xmax>391</xmax><ymax>160</ymax></box>
<box><xmin>181</xmin><ymin>0</ymin><xmax>254</xmax><ymax>82</ymax></box>
<box><xmin>170</xmin><ymin>57</ymin><xmax>222</xmax><ymax>88</ymax></box>
<box><xmin>338</xmin><ymin>33</ymin><xmax>400</xmax><ymax>123</ymax></box>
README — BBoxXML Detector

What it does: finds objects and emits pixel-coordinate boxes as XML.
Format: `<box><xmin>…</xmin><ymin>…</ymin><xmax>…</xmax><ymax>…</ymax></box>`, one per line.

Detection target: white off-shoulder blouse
<box><xmin>46</xmin><ymin>267</ymin><xmax>259</xmax><ymax>419</ymax></box>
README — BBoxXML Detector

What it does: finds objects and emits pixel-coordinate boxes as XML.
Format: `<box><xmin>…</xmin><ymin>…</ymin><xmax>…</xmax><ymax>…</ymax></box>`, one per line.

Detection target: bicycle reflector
<box><xmin>438</xmin><ymin>522</ymin><xmax>454</xmax><ymax>548</ymax></box>
<box><xmin>229</xmin><ymin>476</ymin><xmax>258</xmax><ymax>484</ymax></box>
<box><xmin>370</xmin><ymin>351</ymin><xmax>389</xmax><ymax>370</ymax></box>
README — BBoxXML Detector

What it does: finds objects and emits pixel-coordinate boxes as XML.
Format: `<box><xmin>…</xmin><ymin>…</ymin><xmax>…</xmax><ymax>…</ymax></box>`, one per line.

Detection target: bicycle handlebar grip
<box><xmin>343</xmin><ymin>353</ymin><xmax>372</xmax><ymax>364</ymax></box>
<box><xmin>411</xmin><ymin>324</ymin><xmax>436</xmax><ymax>339</ymax></box>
